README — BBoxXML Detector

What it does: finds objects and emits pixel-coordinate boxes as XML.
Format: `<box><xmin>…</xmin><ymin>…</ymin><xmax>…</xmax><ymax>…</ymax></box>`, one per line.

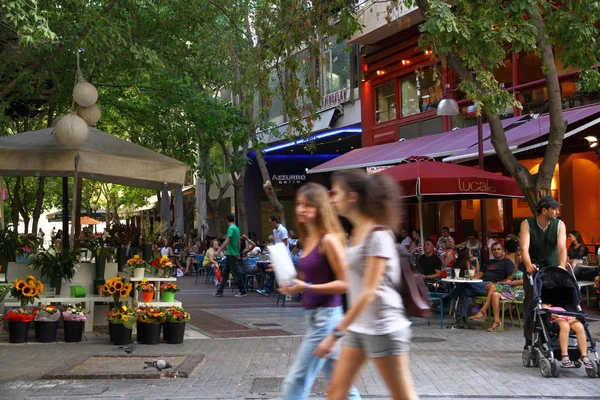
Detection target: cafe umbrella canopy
<box><xmin>379</xmin><ymin>158</ymin><xmax>523</xmax><ymax>250</ymax></box>
<box><xmin>0</xmin><ymin>127</ymin><xmax>187</xmax><ymax>245</ymax></box>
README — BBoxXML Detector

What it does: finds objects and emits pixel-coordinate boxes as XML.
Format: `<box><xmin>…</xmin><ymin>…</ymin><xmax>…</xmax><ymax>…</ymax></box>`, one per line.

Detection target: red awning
<box><xmin>308</xmin><ymin>116</ymin><xmax>522</xmax><ymax>174</ymax></box>
<box><xmin>444</xmin><ymin>104</ymin><xmax>600</xmax><ymax>163</ymax></box>
<box><xmin>380</xmin><ymin>161</ymin><xmax>523</xmax><ymax>202</ymax></box>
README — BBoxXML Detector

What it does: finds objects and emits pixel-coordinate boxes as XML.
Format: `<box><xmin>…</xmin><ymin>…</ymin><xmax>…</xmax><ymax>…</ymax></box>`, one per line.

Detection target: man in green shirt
<box><xmin>214</xmin><ymin>213</ymin><xmax>247</xmax><ymax>297</ymax></box>
<box><xmin>520</xmin><ymin>196</ymin><xmax>567</xmax><ymax>349</ymax></box>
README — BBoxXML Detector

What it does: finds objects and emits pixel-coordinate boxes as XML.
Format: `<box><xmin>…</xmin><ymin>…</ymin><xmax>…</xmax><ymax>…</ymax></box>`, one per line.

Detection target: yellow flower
<box><xmin>107</xmin><ymin>286</ymin><xmax>116</xmax><ymax>295</ymax></box>
<box><xmin>15</xmin><ymin>280</ymin><xmax>27</xmax><ymax>291</ymax></box>
<box><xmin>120</xmin><ymin>288</ymin><xmax>130</xmax><ymax>297</ymax></box>
<box><xmin>26</xmin><ymin>275</ymin><xmax>36</xmax><ymax>281</ymax></box>
<box><xmin>22</xmin><ymin>285</ymin><xmax>34</xmax><ymax>297</ymax></box>
<box><xmin>134</xmin><ymin>255</ymin><xmax>139</xmax><ymax>259</ymax></box>
<box><xmin>114</xmin><ymin>281</ymin><xmax>123</xmax><ymax>290</ymax></box>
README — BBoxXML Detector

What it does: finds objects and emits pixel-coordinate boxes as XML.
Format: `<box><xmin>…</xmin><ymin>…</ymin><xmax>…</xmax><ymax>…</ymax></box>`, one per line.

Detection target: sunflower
<box><xmin>26</xmin><ymin>275</ymin><xmax>36</xmax><ymax>281</ymax></box>
<box><xmin>22</xmin><ymin>285</ymin><xmax>34</xmax><ymax>297</ymax></box>
<box><xmin>107</xmin><ymin>286</ymin><xmax>117</xmax><ymax>295</ymax></box>
<box><xmin>114</xmin><ymin>281</ymin><xmax>123</xmax><ymax>290</ymax></box>
<box><xmin>29</xmin><ymin>287</ymin><xmax>38</xmax><ymax>297</ymax></box>
<box><xmin>15</xmin><ymin>280</ymin><xmax>27</xmax><ymax>291</ymax></box>
<box><xmin>120</xmin><ymin>288</ymin><xmax>130</xmax><ymax>297</ymax></box>
<box><xmin>36</xmin><ymin>281</ymin><xmax>44</xmax><ymax>293</ymax></box>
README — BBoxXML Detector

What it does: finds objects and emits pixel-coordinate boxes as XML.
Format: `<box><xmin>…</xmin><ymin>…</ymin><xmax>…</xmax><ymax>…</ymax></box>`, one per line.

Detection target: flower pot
<box><xmin>50</xmin><ymin>277</ymin><xmax>62</xmax><ymax>297</ymax></box>
<box><xmin>63</xmin><ymin>320</ymin><xmax>85</xmax><ymax>342</ymax></box>
<box><xmin>137</xmin><ymin>322</ymin><xmax>161</xmax><ymax>345</ymax></box>
<box><xmin>133</xmin><ymin>268</ymin><xmax>145</xmax><ymax>279</ymax></box>
<box><xmin>8</xmin><ymin>321</ymin><xmax>30</xmax><ymax>343</ymax></box>
<box><xmin>165</xmin><ymin>322</ymin><xmax>186</xmax><ymax>344</ymax></box>
<box><xmin>70</xmin><ymin>285</ymin><xmax>87</xmax><ymax>297</ymax></box>
<box><xmin>161</xmin><ymin>291</ymin><xmax>175</xmax><ymax>302</ymax></box>
<box><xmin>141</xmin><ymin>291</ymin><xmax>154</xmax><ymax>303</ymax></box>
<box><xmin>109</xmin><ymin>322</ymin><xmax>132</xmax><ymax>345</ymax></box>
<box><xmin>94</xmin><ymin>278</ymin><xmax>105</xmax><ymax>295</ymax></box>
<box><xmin>162</xmin><ymin>322</ymin><xmax>168</xmax><ymax>341</ymax></box>
<box><xmin>142</xmin><ymin>244</ymin><xmax>153</xmax><ymax>263</ymax></box>
<box><xmin>116</xmin><ymin>248</ymin><xmax>127</xmax><ymax>272</ymax></box>
<box><xmin>95</xmin><ymin>255</ymin><xmax>106</xmax><ymax>279</ymax></box>
<box><xmin>34</xmin><ymin>320</ymin><xmax>59</xmax><ymax>343</ymax></box>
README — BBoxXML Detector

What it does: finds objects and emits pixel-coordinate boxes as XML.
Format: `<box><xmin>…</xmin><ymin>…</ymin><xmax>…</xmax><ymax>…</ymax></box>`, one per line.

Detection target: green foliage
<box><xmin>401</xmin><ymin>0</ymin><xmax>600</xmax><ymax>116</ymax></box>
<box><xmin>0</xmin><ymin>224</ymin><xmax>22</xmax><ymax>259</ymax></box>
<box><xmin>28</xmin><ymin>247</ymin><xmax>80</xmax><ymax>283</ymax></box>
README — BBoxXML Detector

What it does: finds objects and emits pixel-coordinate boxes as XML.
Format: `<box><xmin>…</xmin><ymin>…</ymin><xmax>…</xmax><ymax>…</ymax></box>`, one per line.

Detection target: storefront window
<box><xmin>322</xmin><ymin>37</ymin><xmax>351</xmax><ymax>96</ymax></box>
<box><xmin>401</xmin><ymin>66</ymin><xmax>442</xmax><ymax>117</ymax></box>
<box><xmin>376</xmin><ymin>82</ymin><xmax>397</xmax><ymax>123</ymax></box>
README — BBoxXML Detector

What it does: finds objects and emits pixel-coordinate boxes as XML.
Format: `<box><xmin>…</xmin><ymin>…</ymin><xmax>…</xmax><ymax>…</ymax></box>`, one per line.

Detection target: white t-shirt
<box><xmin>398</xmin><ymin>236</ymin><xmax>412</xmax><ymax>254</ymax></box>
<box><xmin>273</xmin><ymin>224</ymin><xmax>289</xmax><ymax>245</ymax></box>
<box><xmin>346</xmin><ymin>229</ymin><xmax>412</xmax><ymax>336</ymax></box>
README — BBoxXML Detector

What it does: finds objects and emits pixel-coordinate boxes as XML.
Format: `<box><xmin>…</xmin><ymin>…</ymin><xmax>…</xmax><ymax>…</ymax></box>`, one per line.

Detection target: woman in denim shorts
<box><xmin>316</xmin><ymin>169</ymin><xmax>418</xmax><ymax>400</ymax></box>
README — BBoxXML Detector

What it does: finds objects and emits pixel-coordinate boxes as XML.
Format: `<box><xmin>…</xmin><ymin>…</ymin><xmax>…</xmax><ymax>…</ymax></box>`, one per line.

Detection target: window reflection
<box><xmin>322</xmin><ymin>37</ymin><xmax>351</xmax><ymax>95</ymax></box>
<box><xmin>376</xmin><ymin>82</ymin><xmax>397</xmax><ymax>123</ymax></box>
<box><xmin>401</xmin><ymin>66</ymin><xmax>442</xmax><ymax>117</ymax></box>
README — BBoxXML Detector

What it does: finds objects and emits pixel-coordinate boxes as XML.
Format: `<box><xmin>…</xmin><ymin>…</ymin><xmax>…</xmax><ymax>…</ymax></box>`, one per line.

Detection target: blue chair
<box><xmin>426</xmin><ymin>278</ymin><xmax>449</xmax><ymax>329</ymax></box>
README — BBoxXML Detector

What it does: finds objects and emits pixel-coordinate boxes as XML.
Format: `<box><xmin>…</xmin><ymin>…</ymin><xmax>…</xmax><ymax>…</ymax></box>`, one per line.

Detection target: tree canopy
<box><xmin>399</xmin><ymin>0</ymin><xmax>600</xmax><ymax>211</ymax></box>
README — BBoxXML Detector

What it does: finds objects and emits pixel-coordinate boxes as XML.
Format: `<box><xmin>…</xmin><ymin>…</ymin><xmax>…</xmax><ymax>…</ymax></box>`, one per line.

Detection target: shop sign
<box><xmin>366</xmin><ymin>165</ymin><xmax>393</xmax><ymax>175</ymax></box>
<box><xmin>321</xmin><ymin>89</ymin><xmax>350</xmax><ymax>108</ymax></box>
<box><xmin>271</xmin><ymin>174</ymin><xmax>306</xmax><ymax>185</ymax></box>
<box><xmin>458</xmin><ymin>178</ymin><xmax>497</xmax><ymax>193</ymax></box>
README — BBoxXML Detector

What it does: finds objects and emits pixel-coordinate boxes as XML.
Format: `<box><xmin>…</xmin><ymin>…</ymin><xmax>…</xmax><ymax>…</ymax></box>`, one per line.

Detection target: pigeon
<box><xmin>120</xmin><ymin>342</ymin><xmax>137</xmax><ymax>354</ymax></box>
<box><xmin>144</xmin><ymin>360</ymin><xmax>173</xmax><ymax>371</ymax></box>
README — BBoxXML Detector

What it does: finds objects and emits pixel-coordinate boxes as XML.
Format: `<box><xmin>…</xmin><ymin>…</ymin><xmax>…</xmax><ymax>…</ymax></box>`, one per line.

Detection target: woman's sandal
<box><xmin>487</xmin><ymin>321</ymin><xmax>501</xmax><ymax>332</ymax></box>
<box><xmin>580</xmin><ymin>356</ymin><xmax>594</xmax><ymax>369</ymax></box>
<box><xmin>561</xmin><ymin>355</ymin><xmax>575</xmax><ymax>368</ymax></box>
<box><xmin>471</xmin><ymin>311</ymin><xmax>485</xmax><ymax>320</ymax></box>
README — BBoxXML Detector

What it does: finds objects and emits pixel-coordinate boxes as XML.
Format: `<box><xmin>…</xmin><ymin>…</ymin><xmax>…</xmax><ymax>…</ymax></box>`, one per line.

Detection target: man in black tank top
<box><xmin>520</xmin><ymin>196</ymin><xmax>567</xmax><ymax>349</ymax></box>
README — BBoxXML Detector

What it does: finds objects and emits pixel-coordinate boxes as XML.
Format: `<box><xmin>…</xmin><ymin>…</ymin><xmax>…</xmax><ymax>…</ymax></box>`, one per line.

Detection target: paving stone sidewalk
<box><xmin>1</xmin><ymin>305</ymin><xmax>600</xmax><ymax>400</ymax></box>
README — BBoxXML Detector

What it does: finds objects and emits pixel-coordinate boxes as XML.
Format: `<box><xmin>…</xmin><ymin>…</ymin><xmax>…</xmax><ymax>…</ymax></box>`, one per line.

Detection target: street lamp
<box><xmin>438</xmin><ymin>91</ymin><xmax>487</xmax><ymax>259</ymax></box>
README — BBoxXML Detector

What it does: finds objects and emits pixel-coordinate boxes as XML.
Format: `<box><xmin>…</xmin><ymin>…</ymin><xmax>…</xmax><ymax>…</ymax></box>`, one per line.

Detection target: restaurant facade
<box><xmin>310</xmin><ymin>3</ymin><xmax>600</xmax><ymax>248</ymax></box>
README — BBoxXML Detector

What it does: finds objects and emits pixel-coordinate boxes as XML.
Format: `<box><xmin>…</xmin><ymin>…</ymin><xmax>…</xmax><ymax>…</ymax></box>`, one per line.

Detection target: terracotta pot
<box><xmin>141</xmin><ymin>291</ymin><xmax>154</xmax><ymax>303</ymax></box>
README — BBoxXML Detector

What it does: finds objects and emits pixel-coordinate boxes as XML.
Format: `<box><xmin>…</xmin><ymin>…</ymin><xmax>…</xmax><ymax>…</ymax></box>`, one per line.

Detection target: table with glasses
<box><xmin>441</xmin><ymin>277</ymin><xmax>484</xmax><ymax>329</ymax></box>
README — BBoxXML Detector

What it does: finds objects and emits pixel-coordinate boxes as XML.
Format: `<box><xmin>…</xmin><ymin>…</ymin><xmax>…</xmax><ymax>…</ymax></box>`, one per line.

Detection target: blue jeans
<box><xmin>450</xmin><ymin>281</ymin><xmax>489</xmax><ymax>317</ymax></box>
<box><xmin>283</xmin><ymin>306</ymin><xmax>361</xmax><ymax>400</ymax></box>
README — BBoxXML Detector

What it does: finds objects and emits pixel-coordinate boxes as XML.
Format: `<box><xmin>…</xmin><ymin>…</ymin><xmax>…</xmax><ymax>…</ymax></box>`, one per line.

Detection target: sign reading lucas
<box><xmin>458</xmin><ymin>178</ymin><xmax>497</xmax><ymax>193</ymax></box>
<box><xmin>272</xmin><ymin>174</ymin><xmax>306</xmax><ymax>185</ymax></box>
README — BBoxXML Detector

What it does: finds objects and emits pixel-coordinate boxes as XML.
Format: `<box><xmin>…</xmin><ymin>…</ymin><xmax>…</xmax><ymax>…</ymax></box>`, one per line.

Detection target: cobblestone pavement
<box><xmin>1</xmin><ymin>276</ymin><xmax>599</xmax><ymax>399</ymax></box>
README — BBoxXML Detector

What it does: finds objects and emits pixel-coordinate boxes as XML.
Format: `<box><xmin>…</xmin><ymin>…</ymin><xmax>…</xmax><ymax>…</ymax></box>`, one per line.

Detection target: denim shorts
<box><xmin>344</xmin><ymin>329</ymin><xmax>411</xmax><ymax>358</ymax></box>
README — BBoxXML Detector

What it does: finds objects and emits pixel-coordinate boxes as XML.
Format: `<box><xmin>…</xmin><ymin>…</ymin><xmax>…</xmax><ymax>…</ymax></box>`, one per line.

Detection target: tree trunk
<box><xmin>254</xmin><ymin>148</ymin><xmax>286</xmax><ymax>226</ymax></box>
<box><xmin>31</xmin><ymin>177</ymin><xmax>46</xmax><ymax>233</ymax></box>
<box><xmin>233</xmin><ymin>178</ymin><xmax>247</xmax><ymax>234</ymax></box>
<box><xmin>11</xmin><ymin>177</ymin><xmax>22</xmax><ymax>229</ymax></box>
<box><xmin>207</xmin><ymin>194</ymin><xmax>223</xmax><ymax>238</ymax></box>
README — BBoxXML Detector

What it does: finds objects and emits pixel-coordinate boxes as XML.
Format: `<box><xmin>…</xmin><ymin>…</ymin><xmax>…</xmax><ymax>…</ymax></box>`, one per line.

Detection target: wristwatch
<box><xmin>332</xmin><ymin>327</ymin><xmax>345</xmax><ymax>339</ymax></box>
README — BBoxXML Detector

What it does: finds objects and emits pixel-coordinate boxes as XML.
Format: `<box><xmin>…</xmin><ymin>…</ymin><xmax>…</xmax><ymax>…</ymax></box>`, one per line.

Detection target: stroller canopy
<box><xmin>532</xmin><ymin>267</ymin><xmax>582</xmax><ymax>311</ymax></box>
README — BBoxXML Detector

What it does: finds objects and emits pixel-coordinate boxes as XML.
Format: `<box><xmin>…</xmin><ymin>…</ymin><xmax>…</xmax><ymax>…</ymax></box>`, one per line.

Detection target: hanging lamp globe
<box><xmin>77</xmin><ymin>104</ymin><xmax>102</xmax><ymax>126</ymax></box>
<box><xmin>73</xmin><ymin>80</ymin><xmax>98</xmax><ymax>107</ymax></box>
<box><xmin>55</xmin><ymin>112</ymin><xmax>89</xmax><ymax>146</ymax></box>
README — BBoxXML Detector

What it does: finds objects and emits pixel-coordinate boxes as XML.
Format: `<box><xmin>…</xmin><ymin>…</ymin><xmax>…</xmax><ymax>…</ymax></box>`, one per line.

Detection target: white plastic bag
<box><xmin>267</xmin><ymin>243</ymin><xmax>297</xmax><ymax>286</ymax></box>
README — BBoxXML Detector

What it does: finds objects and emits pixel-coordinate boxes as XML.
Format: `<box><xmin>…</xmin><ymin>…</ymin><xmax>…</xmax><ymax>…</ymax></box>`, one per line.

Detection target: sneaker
<box><xmin>257</xmin><ymin>289</ymin><xmax>269</xmax><ymax>297</ymax></box>
<box><xmin>235</xmin><ymin>293</ymin><xmax>247</xmax><ymax>298</ymax></box>
<box><xmin>213</xmin><ymin>292</ymin><xmax>223</xmax><ymax>297</ymax></box>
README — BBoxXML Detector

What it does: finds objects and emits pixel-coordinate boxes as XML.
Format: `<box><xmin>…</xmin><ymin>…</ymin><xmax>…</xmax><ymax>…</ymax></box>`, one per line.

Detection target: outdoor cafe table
<box><xmin>441</xmin><ymin>277</ymin><xmax>483</xmax><ymax>329</ymax></box>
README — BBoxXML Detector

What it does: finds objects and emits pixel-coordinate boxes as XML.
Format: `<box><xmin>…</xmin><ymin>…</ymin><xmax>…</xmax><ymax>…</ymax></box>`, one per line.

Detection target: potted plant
<box><xmin>152</xmin><ymin>256</ymin><xmax>174</xmax><ymax>278</ymax></box>
<box><xmin>127</xmin><ymin>255</ymin><xmax>148</xmax><ymax>279</ymax></box>
<box><xmin>136</xmin><ymin>279</ymin><xmax>155</xmax><ymax>303</ymax></box>
<box><xmin>107</xmin><ymin>305</ymin><xmax>136</xmax><ymax>345</ymax></box>
<box><xmin>27</xmin><ymin>248</ymin><xmax>79</xmax><ymax>296</ymax></box>
<box><xmin>136</xmin><ymin>305</ymin><xmax>165</xmax><ymax>344</ymax></box>
<box><xmin>141</xmin><ymin>217</ymin><xmax>155</xmax><ymax>263</ymax></box>
<box><xmin>160</xmin><ymin>283</ymin><xmax>179</xmax><ymax>302</ymax></box>
<box><xmin>62</xmin><ymin>303</ymin><xmax>87</xmax><ymax>342</ymax></box>
<box><xmin>0</xmin><ymin>225</ymin><xmax>22</xmax><ymax>278</ymax></box>
<box><xmin>107</xmin><ymin>223</ymin><xmax>139</xmax><ymax>271</ymax></box>
<box><xmin>6</xmin><ymin>308</ymin><xmax>34</xmax><ymax>343</ymax></box>
<box><xmin>164</xmin><ymin>306</ymin><xmax>190</xmax><ymax>344</ymax></box>
<box><xmin>11</xmin><ymin>275</ymin><xmax>44</xmax><ymax>307</ymax></box>
<box><xmin>33</xmin><ymin>305</ymin><xmax>60</xmax><ymax>343</ymax></box>
<box><xmin>79</xmin><ymin>228</ymin><xmax>112</xmax><ymax>280</ymax></box>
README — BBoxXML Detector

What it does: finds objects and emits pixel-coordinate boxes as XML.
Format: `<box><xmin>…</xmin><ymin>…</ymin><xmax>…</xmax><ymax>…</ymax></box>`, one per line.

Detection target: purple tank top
<box><xmin>296</xmin><ymin>244</ymin><xmax>342</xmax><ymax>310</ymax></box>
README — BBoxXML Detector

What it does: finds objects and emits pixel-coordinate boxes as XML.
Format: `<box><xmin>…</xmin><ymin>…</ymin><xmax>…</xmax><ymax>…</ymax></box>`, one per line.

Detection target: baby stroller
<box><xmin>522</xmin><ymin>267</ymin><xmax>599</xmax><ymax>378</ymax></box>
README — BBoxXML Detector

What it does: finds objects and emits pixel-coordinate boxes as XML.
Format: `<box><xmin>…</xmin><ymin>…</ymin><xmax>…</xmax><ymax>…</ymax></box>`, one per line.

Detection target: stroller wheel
<box><xmin>532</xmin><ymin>350</ymin><xmax>540</xmax><ymax>367</ymax></box>
<box><xmin>540</xmin><ymin>358</ymin><xmax>554</xmax><ymax>378</ymax></box>
<box><xmin>586</xmin><ymin>361</ymin><xmax>598</xmax><ymax>378</ymax></box>
<box><xmin>551</xmin><ymin>359</ymin><xmax>560</xmax><ymax>378</ymax></box>
<box><xmin>522</xmin><ymin>350</ymin><xmax>532</xmax><ymax>368</ymax></box>
<box><xmin>573</xmin><ymin>360</ymin><xmax>582</xmax><ymax>368</ymax></box>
